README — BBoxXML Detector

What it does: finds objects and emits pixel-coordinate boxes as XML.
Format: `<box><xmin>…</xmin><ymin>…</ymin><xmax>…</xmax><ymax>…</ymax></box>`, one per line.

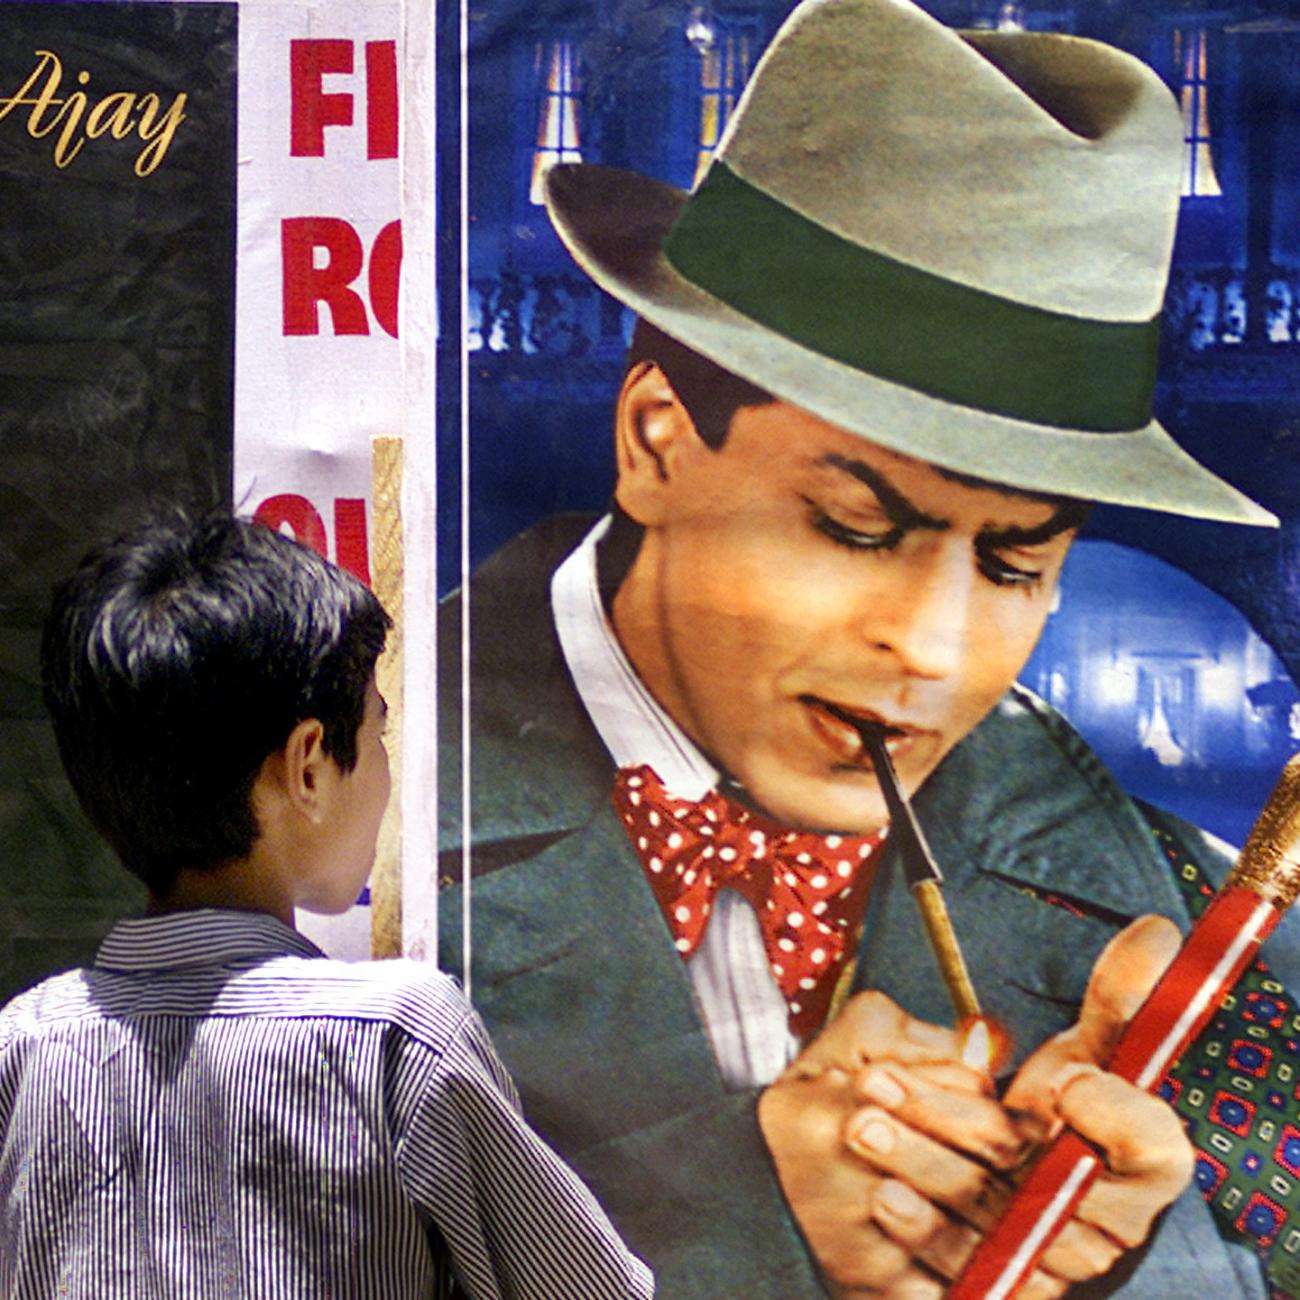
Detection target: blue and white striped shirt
<box><xmin>0</xmin><ymin>909</ymin><xmax>653</xmax><ymax>1299</ymax></box>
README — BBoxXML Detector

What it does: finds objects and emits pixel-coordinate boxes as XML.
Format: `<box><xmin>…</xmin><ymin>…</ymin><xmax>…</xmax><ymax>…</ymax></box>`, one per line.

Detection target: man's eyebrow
<box><xmin>822</xmin><ymin>452</ymin><xmax>1083</xmax><ymax>545</ymax></box>
<box><xmin>819</xmin><ymin>454</ymin><xmax>949</xmax><ymax>532</ymax></box>
<box><xmin>935</xmin><ymin>464</ymin><xmax>1089</xmax><ymax>536</ymax></box>
<box><xmin>979</xmin><ymin>509</ymin><xmax>1081</xmax><ymax>548</ymax></box>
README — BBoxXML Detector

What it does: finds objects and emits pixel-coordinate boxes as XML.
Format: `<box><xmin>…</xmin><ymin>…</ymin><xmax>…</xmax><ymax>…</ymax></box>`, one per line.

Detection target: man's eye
<box><xmin>978</xmin><ymin>549</ymin><xmax>1043</xmax><ymax>589</ymax></box>
<box><xmin>808</xmin><ymin>504</ymin><xmax>901</xmax><ymax>552</ymax></box>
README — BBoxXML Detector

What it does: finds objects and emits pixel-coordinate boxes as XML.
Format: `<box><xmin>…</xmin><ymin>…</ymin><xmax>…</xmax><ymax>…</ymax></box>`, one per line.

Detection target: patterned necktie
<box><xmin>612</xmin><ymin>764</ymin><xmax>884</xmax><ymax>1037</ymax></box>
<box><xmin>1153</xmin><ymin>819</ymin><xmax>1300</xmax><ymax>1299</ymax></box>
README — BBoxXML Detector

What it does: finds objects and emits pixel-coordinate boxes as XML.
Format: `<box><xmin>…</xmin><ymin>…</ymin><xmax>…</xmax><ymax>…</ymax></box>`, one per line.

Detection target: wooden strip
<box><xmin>370</xmin><ymin>435</ymin><xmax>405</xmax><ymax>959</ymax></box>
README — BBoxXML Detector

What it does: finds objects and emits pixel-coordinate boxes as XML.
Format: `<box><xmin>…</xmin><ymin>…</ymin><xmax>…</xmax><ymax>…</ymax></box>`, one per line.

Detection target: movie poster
<box><xmin>3</xmin><ymin>0</ymin><xmax>1300</xmax><ymax>1292</ymax></box>
<box><xmin>231</xmin><ymin>0</ymin><xmax>405</xmax><ymax>956</ymax></box>
<box><xmin>442</xmin><ymin>1</ymin><xmax>1300</xmax><ymax>1294</ymax></box>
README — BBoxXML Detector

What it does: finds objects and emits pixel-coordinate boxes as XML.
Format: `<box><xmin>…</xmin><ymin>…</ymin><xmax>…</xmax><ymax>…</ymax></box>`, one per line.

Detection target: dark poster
<box><xmin>0</xmin><ymin>2</ymin><xmax>236</xmax><ymax>998</ymax></box>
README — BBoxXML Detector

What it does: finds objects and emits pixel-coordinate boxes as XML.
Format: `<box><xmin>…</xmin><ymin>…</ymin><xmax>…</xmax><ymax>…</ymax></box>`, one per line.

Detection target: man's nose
<box><xmin>865</xmin><ymin>543</ymin><xmax>972</xmax><ymax>681</ymax></box>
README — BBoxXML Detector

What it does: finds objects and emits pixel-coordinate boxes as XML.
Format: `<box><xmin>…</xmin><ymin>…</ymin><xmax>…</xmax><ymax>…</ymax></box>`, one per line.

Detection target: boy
<box><xmin>0</xmin><ymin>514</ymin><xmax>653</xmax><ymax>1299</ymax></box>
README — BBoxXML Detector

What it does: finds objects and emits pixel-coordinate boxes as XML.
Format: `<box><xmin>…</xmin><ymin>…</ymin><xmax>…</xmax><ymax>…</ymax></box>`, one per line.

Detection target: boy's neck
<box><xmin>150</xmin><ymin>850</ymin><xmax>295</xmax><ymax>927</ymax></box>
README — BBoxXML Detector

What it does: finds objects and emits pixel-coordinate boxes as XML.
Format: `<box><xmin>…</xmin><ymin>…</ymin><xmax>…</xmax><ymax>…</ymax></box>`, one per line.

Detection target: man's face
<box><xmin>613</xmin><ymin>392</ymin><xmax>1079</xmax><ymax>833</ymax></box>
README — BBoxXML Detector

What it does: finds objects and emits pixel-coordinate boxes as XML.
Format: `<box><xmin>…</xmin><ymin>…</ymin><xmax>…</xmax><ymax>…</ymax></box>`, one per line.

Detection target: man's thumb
<box><xmin>1074</xmin><ymin>914</ymin><xmax>1183</xmax><ymax>1062</ymax></box>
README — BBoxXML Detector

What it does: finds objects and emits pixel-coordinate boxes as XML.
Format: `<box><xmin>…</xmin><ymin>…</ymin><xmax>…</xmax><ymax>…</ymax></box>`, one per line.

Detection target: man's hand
<box><xmin>759</xmin><ymin>991</ymin><xmax>1026</xmax><ymax>1297</ymax></box>
<box><xmin>758</xmin><ymin>916</ymin><xmax>1196</xmax><ymax>1297</ymax></box>
<box><xmin>999</xmin><ymin>916</ymin><xmax>1196</xmax><ymax>1270</ymax></box>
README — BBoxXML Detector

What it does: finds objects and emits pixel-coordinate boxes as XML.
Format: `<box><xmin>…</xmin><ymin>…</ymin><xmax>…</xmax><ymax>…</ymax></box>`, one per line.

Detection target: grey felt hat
<box><xmin>543</xmin><ymin>0</ymin><xmax>1275</xmax><ymax>525</ymax></box>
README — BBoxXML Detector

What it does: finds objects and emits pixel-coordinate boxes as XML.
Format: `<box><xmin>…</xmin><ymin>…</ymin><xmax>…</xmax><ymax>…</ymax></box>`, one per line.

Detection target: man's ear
<box><xmin>269</xmin><ymin>717</ymin><xmax>334</xmax><ymax>826</ymax></box>
<box><xmin>614</xmin><ymin>361</ymin><xmax>702</xmax><ymax>525</ymax></box>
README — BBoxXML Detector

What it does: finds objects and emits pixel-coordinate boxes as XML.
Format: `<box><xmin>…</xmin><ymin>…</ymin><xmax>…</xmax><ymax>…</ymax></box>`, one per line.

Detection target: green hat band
<box><xmin>663</xmin><ymin>162</ymin><xmax>1160</xmax><ymax>433</ymax></box>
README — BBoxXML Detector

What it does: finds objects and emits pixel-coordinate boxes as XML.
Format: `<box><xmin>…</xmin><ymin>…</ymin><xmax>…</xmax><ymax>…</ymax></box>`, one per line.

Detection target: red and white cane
<box><xmin>950</xmin><ymin>753</ymin><xmax>1300</xmax><ymax>1300</ymax></box>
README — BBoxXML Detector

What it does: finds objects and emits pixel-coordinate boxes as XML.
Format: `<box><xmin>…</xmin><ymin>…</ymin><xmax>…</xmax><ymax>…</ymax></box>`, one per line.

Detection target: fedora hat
<box><xmin>543</xmin><ymin>0</ymin><xmax>1274</xmax><ymax>526</ymax></box>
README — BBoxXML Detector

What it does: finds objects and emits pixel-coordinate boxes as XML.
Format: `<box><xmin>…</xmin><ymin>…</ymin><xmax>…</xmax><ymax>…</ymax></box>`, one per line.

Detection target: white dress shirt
<box><xmin>551</xmin><ymin>517</ymin><xmax>801</xmax><ymax>1090</ymax></box>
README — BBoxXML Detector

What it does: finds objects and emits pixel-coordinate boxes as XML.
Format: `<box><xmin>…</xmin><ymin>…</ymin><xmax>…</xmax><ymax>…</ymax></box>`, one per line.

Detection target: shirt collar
<box><xmin>95</xmin><ymin>908</ymin><xmax>325</xmax><ymax>972</ymax></box>
<box><xmin>551</xmin><ymin>516</ymin><xmax>718</xmax><ymax>800</ymax></box>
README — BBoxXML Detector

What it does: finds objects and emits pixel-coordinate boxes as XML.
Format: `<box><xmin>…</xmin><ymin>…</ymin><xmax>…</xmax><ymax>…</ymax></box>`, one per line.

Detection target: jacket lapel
<box><xmin>441</xmin><ymin>806</ymin><xmax>731</xmax><ymax>1148</ymax></box>
<box><xmin>439</xmin><ymin>521</ymin><xmax>730</xmax><ymax>1135</ymax></box>
<box><xmin>855</xmin><ymin>688</ymin><xmax>1191</xmax><ymax>1065</ymax></box>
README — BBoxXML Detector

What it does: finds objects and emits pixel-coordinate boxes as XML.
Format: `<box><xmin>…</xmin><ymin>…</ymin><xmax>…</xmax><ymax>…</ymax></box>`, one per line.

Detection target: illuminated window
<box><xmin>693</xmin><ymin>29</ymin><xmax>752</xmax><ymax>187</ymax></box>
<box><xmin>1174</xmin><ymin>29</ymin><xmax>1221</xmax><ymax>198</ymax></box>
<box><xmin>530</xmin><ymin>41</ymin><xmax>582</xmax><ymax>205</ymax></box>
<box><xmin>995</xmin><ymin>4</ymin><xmax>1025</xmax><ymax>32</ymax></box>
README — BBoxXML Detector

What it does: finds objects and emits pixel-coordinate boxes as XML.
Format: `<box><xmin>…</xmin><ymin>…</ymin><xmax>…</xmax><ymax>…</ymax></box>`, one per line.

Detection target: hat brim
<box><xmin>544</xmin><ymin>163</ymin><xmax>1276</xmax><ymax>527</ymax></box>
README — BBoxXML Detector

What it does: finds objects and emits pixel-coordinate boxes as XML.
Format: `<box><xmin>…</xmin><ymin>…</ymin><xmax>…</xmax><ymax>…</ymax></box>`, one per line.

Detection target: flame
<box><xmin>958</xmin><ymin>1015</ymin><xmax>1012</xmax><ymax>1076</ymax></box>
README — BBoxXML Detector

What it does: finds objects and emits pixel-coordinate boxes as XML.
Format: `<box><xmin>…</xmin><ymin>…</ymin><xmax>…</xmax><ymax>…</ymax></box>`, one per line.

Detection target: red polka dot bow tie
<box><xmin>612</xmin><ymin>764</ymin><xmax>885</xmax><ymax>1037</ymax></box>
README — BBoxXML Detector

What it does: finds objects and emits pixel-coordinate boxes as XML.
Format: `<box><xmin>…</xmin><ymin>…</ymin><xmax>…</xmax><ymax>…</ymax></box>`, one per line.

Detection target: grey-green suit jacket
<box><xmin>439</xmin><ymin>518</ymin><xmax>1300</xmax><ymax>1298</ymax></box>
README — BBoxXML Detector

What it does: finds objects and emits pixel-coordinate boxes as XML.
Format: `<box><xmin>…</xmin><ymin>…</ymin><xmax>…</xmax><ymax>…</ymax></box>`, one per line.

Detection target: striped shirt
<box><xmin>0</xmin><ymin>909</ymin><xmax>654</xmax><ymax>1299</ymax></box>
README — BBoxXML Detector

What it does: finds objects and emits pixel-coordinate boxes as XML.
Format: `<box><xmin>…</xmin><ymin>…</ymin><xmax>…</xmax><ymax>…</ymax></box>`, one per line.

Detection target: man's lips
<box><xmin>798</xmin><ymin>696</ymin><xmax>927</xmax><ymax>767</ymax></box>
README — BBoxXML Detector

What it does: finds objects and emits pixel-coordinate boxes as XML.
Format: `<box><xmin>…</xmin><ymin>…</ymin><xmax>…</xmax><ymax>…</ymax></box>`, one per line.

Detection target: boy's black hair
<box><xmin>40</xmin><ymin>514</ymin><xmax>391</xmax><ymax>896</ymax></box>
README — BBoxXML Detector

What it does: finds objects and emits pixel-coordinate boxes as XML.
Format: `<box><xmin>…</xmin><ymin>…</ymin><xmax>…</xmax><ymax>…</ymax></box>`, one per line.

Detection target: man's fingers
<box><xmin>870</xmin><ymin>1178</ymin><xmax>976</xmax><ymax>1275</ymax></box>
<box><xmin>799</xmin><ymin>959</ymin><xmax>1191</xmax><ymax>1293</ymax></box>
<box><xmin>1002</xmin><ymin>1269</ymin><xmax>1071</xmax><ymax>1300</ymax></box>
<box><xmin>1060</xmin><ymin>1067</ymin><xmax>1193</xmax><ymax>1182</ymax></box>
<box><xmin>838</xmin><ymin>1071</ymin><xmax>1145</xmax><ymax>1293</ymax></box>
<box><xmin>845</xmin><ymin>1104</ymin><xmax>1013</xmax><ymax>1230</ymax></box>
<box><xmin>794</xmin><ymin>990</ymin><xmax>976</xmax><ymax>1079</ymax></box>
<box><xmin>868</xmin><ymin>1179</ymin><xmax>1071</xmax><ymax>1299</ymax></box>
<box><xmin>844</xmin><ymin>1089</ymin><xmax>1137</xmax><ymax>1289</ymax></box>
<box><xmin>1037</xmin><ymin>1215</ymin><xmax>1126</xmax><ymax>1282</ymax></box>
<box><xmin>1059</xmin><ymin>1069</ymin><xmax>1195</xmax><ymax>1246</ymax></box>
<box><xmin>855</xmin><ymin>1063</ymin><xmax>1032</xmax><ymax>1171</ymax></box>
<box><xmin>1004</xmin><ymin>914</ymin><xmax>1183</xmax><ymax>1120</ymax></box>
<box><xmin>761</xmin><ymin>1068</ymin><xmax>958</xmax><ymax>1296</ymax></box>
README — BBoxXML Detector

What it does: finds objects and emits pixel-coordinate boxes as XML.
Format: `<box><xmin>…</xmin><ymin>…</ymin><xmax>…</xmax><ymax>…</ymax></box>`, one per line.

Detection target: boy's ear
<box><xmin>272</xmin><ymin>717</ymin><xmax>334</xmax><ymax>826</ymax></box>
<box><xmin>613</xmin><ymin>361</ymin><xmax>702</xmax><ymax>526</ymax></box>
